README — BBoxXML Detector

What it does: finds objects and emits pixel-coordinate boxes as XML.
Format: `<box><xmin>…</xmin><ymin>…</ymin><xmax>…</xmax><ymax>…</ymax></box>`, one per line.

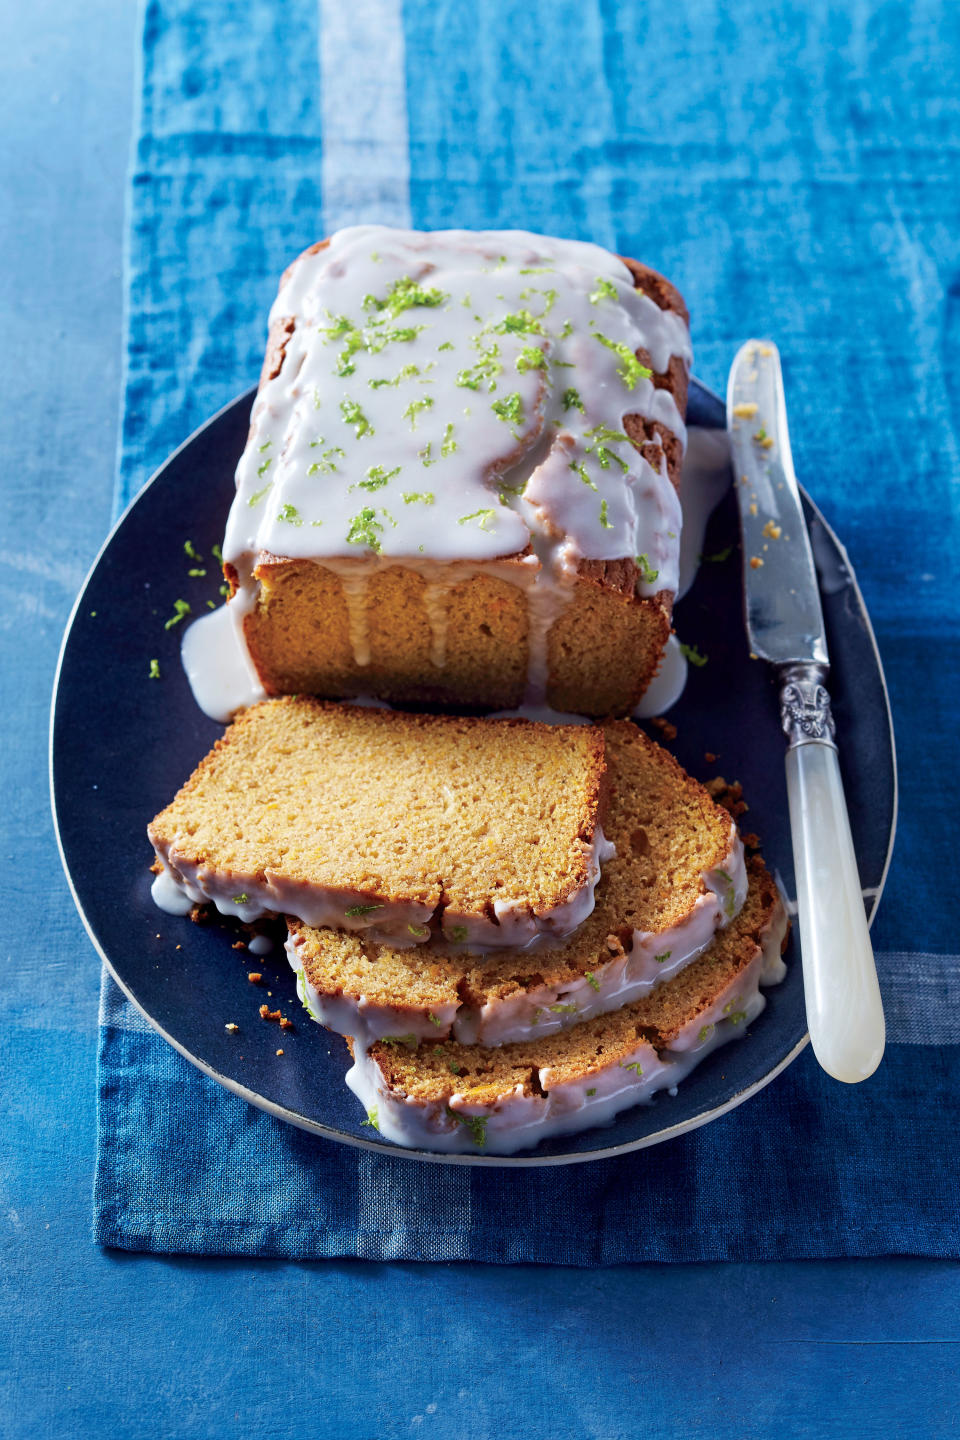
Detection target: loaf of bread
<box><xmin>148</xmin><ymin>696</ymin><xmax>610</xmax><ymax>948</ymax></box>
<box><xmin>346</xmin><ymin>857</ymin><xmax>788</xmax><ymax>1154</ymax></box>
<box><xmin>218</xmin><ymin>226</ymin><xmax>691</xmax><ymax>716</ymax></box>
<box><xmin>287</xmin><ymin>721</ymin><xmax>746</xmax><ymax>1047</ymax></box>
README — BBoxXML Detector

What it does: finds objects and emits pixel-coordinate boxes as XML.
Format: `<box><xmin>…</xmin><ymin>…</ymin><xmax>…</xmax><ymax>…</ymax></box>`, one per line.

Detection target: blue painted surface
<box><xmin>2</xmin><ymin>1</ymin><xmax>959</xmax><ymax>1436</ymax></box>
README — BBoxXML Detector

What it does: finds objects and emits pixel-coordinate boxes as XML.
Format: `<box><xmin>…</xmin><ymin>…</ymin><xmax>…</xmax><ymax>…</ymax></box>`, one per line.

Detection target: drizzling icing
<box><xmin>342</xmin><ymin>895</ymin><xmax>788</xmax><ymax>1156</ymax></box>
<box><xmin>183</xmin><ymin>226</ymin><xmax>690</xmax><ymax>720</ymax></box>
<box><xmin>286</xmin><ymin>826</ymin><xmax>747</xmax><ymax>1048</ymax></box>
<box><xmin>150</xmin><ymin>822</ymin><xmax>616</xmax><ymax>951</ymax></box>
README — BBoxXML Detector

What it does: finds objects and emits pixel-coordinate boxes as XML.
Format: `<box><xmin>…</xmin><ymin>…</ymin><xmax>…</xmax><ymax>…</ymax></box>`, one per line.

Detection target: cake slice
<box><xmin>201</xmin><ymin>226</ymin><xmax>692</xmax><ymax>720</ymax></box>
<box><xmin>148</xmin><ymin>697</ymin><xmax>609</xmax><ymax>947</ymax></box>
<box><xmin>345</xmin><ymin>857</ymin><xmax>788</xmax><ymax>1155</ymax></box>
<box><xmin>287</xmin><ymin>721</ymin><xmax>747</xmax><ymax>1046</ymax></box>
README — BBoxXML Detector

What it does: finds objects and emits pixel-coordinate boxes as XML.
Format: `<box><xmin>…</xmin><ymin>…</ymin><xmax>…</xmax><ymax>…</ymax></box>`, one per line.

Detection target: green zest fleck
<box><xmin>562</xmin><ymin>387</ymin><xmax>585</xmax><ymax>413</ymax></box>
<box><xmin>418</xmin><ymin>442</ymin><xmax>435</xmax><ymax>467</ymax></box>
<box><xmin>635</xmin><ymin>554</ymin><xmax>660</xmax><ymax>584</ymax></box>
<box><xmin>219</xmin><ymin>583</ymin><xmax>230</xmax><ymax>598</ymax></box>
<box><xmin>361</xmin><ymin>1107</ymin><xmax>379</xmax><ymax>1130</ymax></box>
<box><xmin>257</xmin><ymin>457</ymin><xmax>272</xmax><ymax>478</ymax></box>
<box><xmin>455</xmin><ymin>346</ymin><xmax>502</xmax><ymax>392</ymax></box>
<box><xmin>728</xmin><ymin>1009</ymin><xmax>747</xmax><ymax>1025</ymax></box>
<box><xmin>589</xmin><ymin>276</ymin><xmax>619</xmax><ymax>304</ymax></box>
<box><xmin>247</xmin><ymin>482</ymin><xmax>273</xmax><ymax>507</ymax></box>
<box><xmin>358</xmin><ymin>465</ymin><xmax>401</xmax><ymax>491</ymax></box>
<box><xmin>599</xmin><ymin>499</ymin><xmax>613</xmax><ymax>530</ymax></box>
<box><xmin>619</xmin><ymin>1060</ymin><xmax>644</xmax><ymax>1076</ymax></box>
<box><xmin>516</xmin><ymin>346</ymin><xmax>547</xmax><ymax>373</ymax></box>
<box><xmin>380</xmin><ymin>1033</ymin><xmax>419</xmax><ymax>1050</ymax></box>
<box><xmin>211</xmin><ymin>543</ymin><xmax>223</xmax><ymax>565</ymax></box>
<box><xmin>277</xmin><ymin>503</ymin><xmax>303</xmax><ymax>526</ymax></box>
<box><xmin>164</xmin><ymin>599</ymin><xmax>191</xmax><ymax>630</ymax></box>
<box><xmin>494</xmin><ymin>309</ymin><xmax>543</xmax><ymax>336</ymax></box>
<box><xmin>447</xmin><ymin>1110</ymin><xmax>488</xmax><ymax>1148</ymax></box>
<box><xmin>232</xmin><ymin>893</ymin><xmax>249</xmax><ymax>904</ymax></box>
<box><xmin>654</xmin><ymin>951</ymin><xmax>672</xmax><ymax>964</ymax></box>
<box><xmin>148</xmin><ymin>658</ymin><xmax>160</xmax><ymax>680</ymax></box>
<box><xmin>206</xmin><ymin>599</ymin><xmax>216</xmax><ymax>610</ymax></box>
<box><xmin>585</xmin><ymin>424</ymin><xmax>630</xmax><ymax>472</ymax></box>
<box><xmin>408</xmin><ymin>923</ymin><xmax>431</xmax><ymax>938</ymax></box>
<box><xmin>437</xmin><ymin>341</ymin><xmax>455</xmax><ymax>352</ymax></box>
<box><xmin>402</xmin><ymin>491</ymin><xmax>435</xmax><ymax>505</ymax></box>
<box><xmin>365</xmin><ymin>275</ymin><xmax>448</xmax><ymax>317</ymax></box>
<box><xmin>570</xmin><ymin>460</ymin><xmax>597</xmax><ymax>491</ymax></box>
<box><xmin>458</xmin><ymin>509</ymin><xmax>496</xmax><ymax>532</ymax></box>
<box><xmin>679</xmin><ymin>642</ymin><xmax>708</xmax><ymax>668</ymax></box>
<box><xmin>724</xmin><ymin>888</ymin><xmax>737</xmax><ymax>919</ymax></box>
<box><xmin>440</xmin><ymin>423</ymin><xmax>457</xmax><ymax>456</ymax></box>
<box><xmin>183</xmin><ymin>540</ymin><xmax>202</xmax><ymax>561</ymax></box>
<box><xmin>519</xmin><ymin>265</ymin><xmax>554</xmax><ymax>275</ymax></box>
<box><xmin>586</xmin><ymin>1087</ymin><xmax>598</xmax><ymax>1097</ymax></box>
<box><xmin>402</xmin><ymin>395</ymin><xmax>434</xmax><ymax>429</ymax></box>
<box><xmin>491</xmin><ymin>392</ymin><xmax>524</xmax><ymax>427</ymax></box>
<box><xmin>345</xmin><ymin>904</ymin><xmax>384</xmax><ymax>918</ymax></box>
<box><xmin>549</xmin><ymin>1003</ymin><xmax>578</xmax><ymax>1015</ymax></box>
<box><xmin>723</xmin><ymin>996</ymin><xmax>744</xmax><ymax>1017</ymax></box>
<box><xmin>345</xmin><ymin>508</ymin><xmax>384</xmax><ymax>553</ymax></box>
<box><xmin>340</xmin><ymin>397</ymin><xmax>375</xmax><ymax>438</ymax></box>
<box><xmin>701</xmin><ymin>545</ymin><xmax>733</xmax><ymax>564</ymax></box>
<box><xmin>307</xmin><ymin>440</ymin><xmax>346</xmax><ymax>474</ymax></box>
<box><xmin>448</xmin><ymin>1061</ymin><xmax>463</xmax><ymax>1075</ymax></box>
<box><xmin>594</xmin><ymin>333</ymin><xmax>652</xmax><ymax>390</ymax></box>
<box><xmin>187</xmin><ymin>567</ymin><xmax>206</xmax><ymax>578</ymax></box>
<box><xmin>448</xmin><ymin>925</ymin><xmax>468</xmax><ymax>943</ymax></box>
<box><xmin>427</xmin><ymin>1012</ymin><xmax>443</xmax><ymax>1028</ymax></box>
<box><xmin>369</xmin><ymin>363</ymin><xmax>423</xmax><ymax>389</ymax></box>
<box><xmin>698</xmin><ymin>1024</ymin><xmax>714</xmax><ymax>1044</ymax></box>
<box><xmin>585</xmin><ymin>972</ymin><xmax>600</xmax><ymax>992</ymax></box>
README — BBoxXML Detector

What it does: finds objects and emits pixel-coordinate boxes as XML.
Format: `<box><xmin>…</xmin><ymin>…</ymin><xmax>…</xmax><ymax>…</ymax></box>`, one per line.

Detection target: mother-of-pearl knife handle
<box><xmin>781</xmin><ymin>663</ymin><xmax>885</xmax><ymax>1082</ymax></box>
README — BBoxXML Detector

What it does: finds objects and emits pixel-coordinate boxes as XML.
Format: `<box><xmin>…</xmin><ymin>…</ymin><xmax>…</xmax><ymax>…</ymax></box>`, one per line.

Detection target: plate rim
<box><xmin>49</xmin><ymin>377</ymin><xmax>898</xmax><ymax>1167</ymax></box>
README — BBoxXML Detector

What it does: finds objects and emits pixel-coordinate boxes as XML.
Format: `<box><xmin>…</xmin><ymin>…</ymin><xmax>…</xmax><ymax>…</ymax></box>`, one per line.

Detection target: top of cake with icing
<box><xmin>223</xmin><ymin>226</ymin><xmax>690</xmax><ymax>594</ymax></box>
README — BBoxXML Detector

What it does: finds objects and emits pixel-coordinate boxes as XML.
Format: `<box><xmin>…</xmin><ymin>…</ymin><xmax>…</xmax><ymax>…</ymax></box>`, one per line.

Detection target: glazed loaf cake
<box><xmin>219</xmin><ymin>226</ymin><xmax>691</xmax><ymax>716</ymax></box>
<box><xmin>287</xmin><ymin>722</ymin><xmax>747</xmax><ymax>1047</ymax></box>
<box><xmin>346</xmin><ymin>857</ymin><xmax>788</xmax><ymax>1154</ymax></box>
<box><xmin>148</xmin><ymin>697</ymin><xmax>610</xmax><ymax>948</ymax></box>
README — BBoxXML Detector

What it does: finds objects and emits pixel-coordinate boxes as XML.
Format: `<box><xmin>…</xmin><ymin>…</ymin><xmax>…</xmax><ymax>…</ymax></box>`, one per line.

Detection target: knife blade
<box><xmin>726</xmin><ymin>341</ymin><xmax>885</xmax><ymax>1084</ymax></box>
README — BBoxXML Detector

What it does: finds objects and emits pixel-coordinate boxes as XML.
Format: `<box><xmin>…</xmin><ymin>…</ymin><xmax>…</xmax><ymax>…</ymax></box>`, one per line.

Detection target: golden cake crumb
<box><xmin>733</xmin><ymin>402</ymin><xmax>758</xmax><ymax>418</ymax></box>
<box><xmin>225</xmin><ymin>1023</ymin><xmax>239</xmax><ymax>1034</ymax></box>
<box><xmin>247</xmin><ymin>972</ymin><xmax>262</xmax><ymax>984</ymax></box>
<box><xmin>750</xmin><ymin>556</ymin><xmax>764</xmax><ymax>569</ymax></box>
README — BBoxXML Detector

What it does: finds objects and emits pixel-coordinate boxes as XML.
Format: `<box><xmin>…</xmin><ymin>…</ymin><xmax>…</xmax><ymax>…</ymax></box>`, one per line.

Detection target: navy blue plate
<box><xmin>51</xmin><ymin>380</ymin><xmax>896</xmax><ymax>1165</ymax></box>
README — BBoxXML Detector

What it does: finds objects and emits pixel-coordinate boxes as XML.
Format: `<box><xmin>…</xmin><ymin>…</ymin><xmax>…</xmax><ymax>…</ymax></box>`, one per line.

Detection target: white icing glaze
<box><xmin>180</xmin><ymin>586</ymin><xmax>267</xmax><ymax>723</ymax></box>
<box><xmin>189</xmin><ymin>226</ymin><xmax>690</xmax><ymax>720</ymax></box>
<box><xmin>287</xmin><ymin>826</ymin><xmax>747</xmax><ymax>1048</ymax></box>
<box><xmin>150</xmin><ymin>822</ymin><xmax>616</xmax><ymax>950</ymax></box>
<box><xmin>344</xmin><ymin>892</ymin><xmax>788</xmax><ymax>1155</ymax></box>
<box><xmin>632</xmin><ymin>634</ymin><xmax>688</xmax><ymax>719</ymax></box>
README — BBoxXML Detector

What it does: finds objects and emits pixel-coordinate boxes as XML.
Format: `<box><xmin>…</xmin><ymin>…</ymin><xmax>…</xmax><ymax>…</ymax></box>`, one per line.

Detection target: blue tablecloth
<box><xmin>94</xmin><ymin>0</ymin><xmax>960</xmax><ymax>1260</ymax></box>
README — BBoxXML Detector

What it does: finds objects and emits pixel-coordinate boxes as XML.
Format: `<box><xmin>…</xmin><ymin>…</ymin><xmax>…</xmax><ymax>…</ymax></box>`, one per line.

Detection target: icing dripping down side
<box><xmin>149</xmin><ymin>823</ymin><xmax>617</xmax><ymax>951</ymax></box>
<box><xmin>343</xmin><ymin>895</ymin><xmax>788</xmax><ymax>1156</ymax></box>
<box><xmin>286</xmin><ymin>827</ymin><xmax>747</xmax><ymax>1048</ymax></box>
<box><xmin>186</xmin><ymin>226</ymin><xmax>690</xmax><ymax>722</ymax></box>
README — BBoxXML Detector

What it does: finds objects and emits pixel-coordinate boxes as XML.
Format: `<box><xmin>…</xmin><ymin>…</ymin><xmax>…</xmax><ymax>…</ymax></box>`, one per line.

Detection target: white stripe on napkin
<box><xmin>874</xmin><ymin>952</ymin><xmax>960</xmax><ymax>1045</ymax></box>
<box><xmin>318</xmin><ymin>0</ymin><xmax>412</xmax><ymax>232</ymax></box>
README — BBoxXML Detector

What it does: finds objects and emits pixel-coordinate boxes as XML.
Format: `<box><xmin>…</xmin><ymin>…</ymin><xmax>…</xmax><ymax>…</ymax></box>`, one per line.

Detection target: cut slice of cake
<box><xmin>287</xmin><ymin>721</ymin><xmax>747</xmax><ymax>1047</ymax></box>
<box><xmin>195</xmin><ymin>226</ymin><xmax>692</xmax><ymax>720</ymax></box>
<box><xmin>148</xmin><ymin>697</ymin><xmax>609</xmax><ymax>948</ymax></box>
<box><xmin>344</xmin><ymin>856</ymin><xmax>788</xmax><ymax>1155</ymax></box>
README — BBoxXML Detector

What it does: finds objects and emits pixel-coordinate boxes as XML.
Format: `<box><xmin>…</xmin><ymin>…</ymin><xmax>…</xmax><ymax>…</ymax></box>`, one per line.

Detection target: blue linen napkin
<box><xmin>95</xmin><ymin>0</ymin><xmax>960</xmax><ymax>1259</ymax></box>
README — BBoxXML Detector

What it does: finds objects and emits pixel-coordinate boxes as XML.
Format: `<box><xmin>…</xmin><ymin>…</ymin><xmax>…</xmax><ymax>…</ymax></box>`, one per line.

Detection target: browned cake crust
<box><xmin>225</xmin><ymin>240</ymin><xmax>690</xmax><ymax>715</ymax></box>
<box><xmin>291</xmin><ymin>720</ymin><xmax>741</xmax><ymax>1035</ymax></box>
<box><xmin>364</xmin><ymin>856</ymin><xmax>786</xmax><ymax>1106</ymax></box>
<box><xmin>148</xmin><ymin>697</ymin><xmax>609</xmax><ymax>940</ymax></box>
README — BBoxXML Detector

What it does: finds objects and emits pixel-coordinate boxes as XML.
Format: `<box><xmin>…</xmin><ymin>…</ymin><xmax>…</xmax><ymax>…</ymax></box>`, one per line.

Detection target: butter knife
<box><xmin>726</xmin><ymin>340</ymin><xmax>885</xmax><ymax>1083</ymax></box>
